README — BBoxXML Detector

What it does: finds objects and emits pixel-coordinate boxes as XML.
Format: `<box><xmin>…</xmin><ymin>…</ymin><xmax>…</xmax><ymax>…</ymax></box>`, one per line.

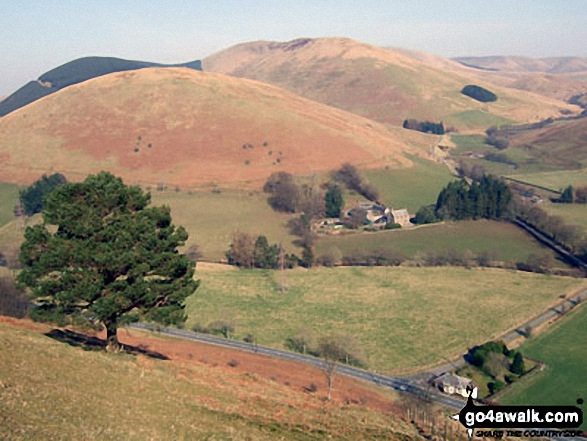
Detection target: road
<box><xmin>129</xmin><ymin>322</ymin><xmax>465</xmax><ymax>411</ymax></box>
<box><xmin>129</xmin><ymin>287</ymin><xmax>587</xmax><ymax>441</ymax></box>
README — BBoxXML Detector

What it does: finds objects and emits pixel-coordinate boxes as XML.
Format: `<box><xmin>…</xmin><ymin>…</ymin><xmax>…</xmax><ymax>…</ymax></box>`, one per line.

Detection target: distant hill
<box><xmin>507</xmin><ymin>117</ymin><xmax>587</xmax><ymax>169</ymax></box>
<box><xmin>453</xmin><ymin>56</ymin><xmax>587</xmax><ymax>74</ymax></box>
<box><xmin>0</xmin><ymin>67</ymin><xmax>425</xmax><ymax>187</ymax></box>
<box><xmin>395</xmin><ymin>51</ymin><xmax>587</xmax><ymax>103</ymax></box>
<box><xmin>203</xmin><ymin>38</ymin><xmax>574</xmax><ymax>130</ymax></box>
<box><xmin>0</xmin><ymin>57</ymin><xmax>202</xmax><ymax>117</ymax></box>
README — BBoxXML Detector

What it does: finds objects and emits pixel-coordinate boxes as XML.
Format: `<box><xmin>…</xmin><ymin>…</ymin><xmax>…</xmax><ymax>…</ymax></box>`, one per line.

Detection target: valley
<box><xmin>1</xmin><ymin>25</ymin><xmax>587</xmax><ymax>440</ymax></box>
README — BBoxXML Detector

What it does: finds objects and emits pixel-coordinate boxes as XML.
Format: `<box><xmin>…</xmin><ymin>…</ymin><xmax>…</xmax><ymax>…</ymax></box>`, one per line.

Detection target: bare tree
<box><xmin>0</xmin><ymin>277</ymin><xmax>30</xmax><ymax>318</ymax></box>
<box><xmin>263</xmin><ymin>172</ymin><xmax>300</xmax><ymax>213</ymax></box>
<box><xmin>345</xmin><ymin>208</ymin><xmax>367</xmax><ymax>229</ymax></box>
<box><xmin>316</xmin><ymin>334</ymin><xmax>364</xmax><ymax>400</ymax></box>
<box><xmin>226</xmin><ymin>231</ymin><xmax>255</xmax><ymax>268</ymax></box>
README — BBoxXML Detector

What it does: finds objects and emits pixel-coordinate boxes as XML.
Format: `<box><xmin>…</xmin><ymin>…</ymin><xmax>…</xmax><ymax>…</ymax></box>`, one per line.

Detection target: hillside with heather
<box><xmin>0</xmin><ymin>67</ymin><xmax>427</xmax><ymax>187</ymax></box>
<box><xmin>203</xmin><ymin>38</ymin><xmax>575</xmax><ymax>129</ymax></box>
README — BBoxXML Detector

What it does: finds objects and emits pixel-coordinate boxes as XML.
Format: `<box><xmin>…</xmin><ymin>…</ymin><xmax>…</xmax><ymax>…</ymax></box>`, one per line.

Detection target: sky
<box><xmin>1</xmin><ymin>0</ymin><xmax>586</xmax><ymax>96</ymax></box>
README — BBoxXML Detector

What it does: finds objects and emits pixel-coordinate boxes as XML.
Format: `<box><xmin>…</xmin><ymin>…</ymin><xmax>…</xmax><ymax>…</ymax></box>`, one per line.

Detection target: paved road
<box><xmin>129</xmin><ymin>322</ymin><xmax>466</xmax><ymax>411</ymax></box>
<box><xmin>129</xmin><ymin>323</ymin><xmax>586</xmax><ymax>440</ymax></box>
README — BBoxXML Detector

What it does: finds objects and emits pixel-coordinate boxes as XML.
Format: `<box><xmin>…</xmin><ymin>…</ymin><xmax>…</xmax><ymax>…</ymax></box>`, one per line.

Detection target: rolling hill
<box><xmin>203</xmin><ymin>38</ymin><xmax>575</xmax><ymax>130</ymax></box>
<box><xmin>0</xmin><ymin>56</ymin><xmax>202</xmax><ymax>117</ymax></box>
<box><xmin>507</xmin><ymin>117</ymin><xmax>587</xmax><ymax>169</ymax></box>
<box><xmin>453</xmin><ymin>56</ymin><xmax>587</xmax><ymax>74</ymax></box>
<box><xmin>0</xmin><ymin>67</ymin><xmax>425</xmax><ymax>187</ymax></box>
<box><xmin>397</xmin><ymin>50</ymin><xmax>587</xmax><ymax>103</ymax></box>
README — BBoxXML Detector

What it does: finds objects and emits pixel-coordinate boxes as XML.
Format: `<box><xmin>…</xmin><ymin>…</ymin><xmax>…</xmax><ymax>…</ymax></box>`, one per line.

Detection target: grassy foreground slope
<box><xmin>499</xmin><ymin>304</ymin><xmax>587</xmax><ymax>430</ymax></box>
<box><xmin>186</xmin><ymin>266</ymin><xmax>581</xmax><ymax>374</ymax></box>
<box><xmin>0</xmin><ymin>323</ymin><xmax>419</xmax><ymax>440</ymax></box>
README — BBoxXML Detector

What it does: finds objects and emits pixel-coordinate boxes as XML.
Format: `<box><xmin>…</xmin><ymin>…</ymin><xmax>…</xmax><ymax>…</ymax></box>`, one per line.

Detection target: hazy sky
<box><xmin>1</xmin><ymin>0</ymin><xmax>586</xmax><ymax>96</ymax></box>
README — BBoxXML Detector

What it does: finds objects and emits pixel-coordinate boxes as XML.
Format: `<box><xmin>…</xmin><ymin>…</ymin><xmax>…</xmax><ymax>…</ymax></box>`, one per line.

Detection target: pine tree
<box><xmin>324</xmin><ymin>184</ymin><xmax>344</xmax><ymax>218</ymax></box>
<box><xmin>18</xmin><ymin>172</ymin><xmax>198</xmax><ymax>351</ymax></box>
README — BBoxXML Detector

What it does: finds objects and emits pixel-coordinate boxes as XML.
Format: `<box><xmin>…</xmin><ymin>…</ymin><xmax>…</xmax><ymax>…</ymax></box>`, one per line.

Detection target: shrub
<box><xmin>488</xmin><ymin>380</ymin><xmax>506</xmax><ymax>394</ymax></box>
<box><xmin>461</xmin><ymin>85</ymin><xmax>498</xmax><ymax>103</ymax></box>
<box><xmin>305</xmin><ymin>383</ymin><xmax>318</xmax><ymax>393</ymax></box>
<box><xmin>384</xmin><ymin>222</ymin><xmax>401</xmax><ymax>230</ymax></box>
<box><xmin>0</xmin><ymin>277</ymin><xmax>31</xmax><ymax>319</ymax></box>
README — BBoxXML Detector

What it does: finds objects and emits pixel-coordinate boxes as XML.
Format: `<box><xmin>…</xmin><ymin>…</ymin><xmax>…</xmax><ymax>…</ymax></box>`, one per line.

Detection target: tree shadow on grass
<box><xmin>44</xmin><ymin>329</ymin><xmax>169</xmax><ymax>360</ymax></box>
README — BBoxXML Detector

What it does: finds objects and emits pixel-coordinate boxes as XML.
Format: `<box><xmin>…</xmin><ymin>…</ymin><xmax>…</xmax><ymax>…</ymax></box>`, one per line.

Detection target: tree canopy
<box><xmin>18</xmin><ymin>172</ymin><xmax>198</xmax><ymax>351</ymax></box>
<box><xmin>19</xmin><ymin>173</ymin><xmax>67</xmax><ymax>216</ymax></box>
<box><xmin>461</xmin><ymin>85</ymin><xmax>498</xmax><ymax>103</ymax></box>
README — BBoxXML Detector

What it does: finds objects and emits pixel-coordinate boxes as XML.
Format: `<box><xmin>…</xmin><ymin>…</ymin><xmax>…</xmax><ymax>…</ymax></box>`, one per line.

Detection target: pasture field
<box><xmin>0</xmin><ymin>189</ymin><xmax>297</xmax><ymax>263</ymax></box>
<box><xmin>0</xmin><ymin>182</ymin><xmax>19</xmax><ymax>227</ymax></box>
<box><xmin>137</xmin><ymin>189</ymin><xmax>298</xmax><ymax>261</ymax></box>
<box><xmin>0</xmin><ymin>323</ymin><xmax>415</xmax><ymax>440</ymax></box>
<box><xmin>449</xmin><ymin>134</ymin><xmax>488</xmax><ymax>156</ymax></box>
<box><xmin>507</xmin><ymin>169</ymin><xmax>587</xmax><ymax>191</ymax></box>
<box><xmin>185</xmin><ymin>266</ymin><xmax>581</xmax><ymax>374</ymax></box>
<box><xmin>542</xmin><ymin>202</ymin><xmax>587</xmax><ymax>241</ymax></box>
<box><xmin>499</xmin><ymin>303</ymin><xmax>587</xmax><ymax>430</ymax></box>
<box><xmin>444</xmin><ymin>110</ymin><xmax>514</xmax><ymax>130</ymax></box>
<box><xmin>364</xmin><ymin>156</ymin><xmax>454</xmax><ymax>212</ymax></box>
<box><xmin>315</xmin><ymin>220</ymin><xmax>560</xmax><ymax>264</ymax></box>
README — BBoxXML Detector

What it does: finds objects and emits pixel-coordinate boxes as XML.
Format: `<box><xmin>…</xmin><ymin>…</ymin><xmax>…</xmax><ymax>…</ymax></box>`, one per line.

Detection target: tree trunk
<box><xmin>105</xmin><ymin>321</ymin><xmax>121</xmax><ymax>352</ymax></box>
<box><xmin>326</xmin><ymin>371</ymin><xmax>333</xmax><ymax>401</ymax></box>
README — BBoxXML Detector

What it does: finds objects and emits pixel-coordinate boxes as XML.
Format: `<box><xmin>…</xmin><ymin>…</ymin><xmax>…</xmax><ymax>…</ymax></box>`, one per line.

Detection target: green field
<box><xmin>499</xmin><ymin>304</ymin><xmax>587</xmax><ymax>430</ymax></box>
<box><xmin>507</xmin><ymin>169</ymin><xmax>587</xmax><ymax>191</ymax></box>
<box><xmin>0</xmin><ymin>189</ymin><xmax>299</xmax><ymax>264</ymax></box>
<box><xmin>364</xmin><ymin>156</ymin><xmax>454</xmax><ymax>212</ymax></box>
<box><xmin>315</xmin><ymin>220</ymin><xmax>560</xmax><ymax>264</ymax></box>
<box><xmin>542</xmin><ymin>202</ymin><xmax>587</xmax><ymax>242</ymax></box>
<box><xmin>445</xmin><ymin>110</ymin><xmax>514</xmax><ymax>130</ymax></box>
<box><xmin>0</xmin><ymin>323</ymin><xmax>414</xmax><ymax>440</ymax></box>
<box><xmin>0</xmin><ymin>182</ymin><xmax>19</xmax><ymax>227</ymax></box>
<box><xmin>449</xmin><ymin>134</ymin><xmax>488</xmax><ymax>156</ymax></box>
<box><xmin>140</xmin><ymin>189</ymin><xmax>298</xmax><ymax>261</ymax></box>
<box><xmin>185</xmin><ymin>266</ymin><xmax>581</xmax><ymax>374</ymax></box>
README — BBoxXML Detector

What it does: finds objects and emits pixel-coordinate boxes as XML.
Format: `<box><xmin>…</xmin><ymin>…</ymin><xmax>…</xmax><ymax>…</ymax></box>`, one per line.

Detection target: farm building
<box><xmin>389</xmin><ymin>209</ymin><xmax>411</xmax><ymax>227</ymax></box>
<box><xmin>433</xmin><ymin>373</ymin><xmax>473</xmax><ymax>397</ymax></box>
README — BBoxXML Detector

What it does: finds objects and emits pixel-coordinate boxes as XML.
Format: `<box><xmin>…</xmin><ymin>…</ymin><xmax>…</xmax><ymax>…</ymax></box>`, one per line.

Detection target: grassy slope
<box><xmin>0</xmin><ymin>67</ymin><xmax>415</xmax><ymax>188</ymax></box>
<box><xmin>151</xmin><ymin>189</ymin><xmax>299</xmax><ymax>261</ymax></box>
<box><xmin>0</xmin><ymin>323</ymin><xmax>417</xmax><ymax>440</ymax></box>
<box><xmin>204</xmin><ymin>38</ymin><xmax>572</xmax><ymax>132</ymax></box>
<box><xmin>507</xmin><ymin>169</ymin><xmax>587</xmax><ymax>191</ymax></box>
<box><xmin>498</xmin><ymin>304</ymin><xmax>587</xmax><ymax>430</ymax></box>
<box><xmin>0</xmin><ymin>182</ymin><xmax>19</xmax><ymax>227</ymax></box>
<box><xmin>364</xmin><ymin>156</ymin><xmax>454</xmax><ymax>212</ymax></box>
<box><xmin>315</xmin><ymin>220</ymin><xmax>559</xmax><ymax>264</ymax></box>
<box><xmin>185</xmin><ymin>266</ymin><xmax>581</xmax><ymax>374</ymax></box>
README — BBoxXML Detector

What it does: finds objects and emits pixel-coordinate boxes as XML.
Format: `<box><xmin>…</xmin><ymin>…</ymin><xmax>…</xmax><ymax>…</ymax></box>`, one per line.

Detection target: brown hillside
<box><xmin>203</xmin><ymin>38</ymin><xmax>575</xmax><ymax>129</ymax></box>
<box><xmin>453</xmin><ymin>56</ymin><xmax>587</xmax><ymax>74</ymax></box>
<box><xmin>0</xmin><ymin>67</ymin><xmax>423</xmax><ymax>187</ymax></box>
<box><xmin>397</xmin><ymin>50</ymin><xmax>587</xmax><ymax>102</ymax></box>
<box><xmin>508</xmin><ymin>117</ymin><xmax>587</xmax><ymax>169</ymax></box>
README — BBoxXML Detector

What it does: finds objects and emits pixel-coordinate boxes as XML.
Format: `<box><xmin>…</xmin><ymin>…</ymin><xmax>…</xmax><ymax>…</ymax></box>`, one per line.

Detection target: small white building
<box><xmin>389</xmin><ymin>208</ymin><xmax>411</xmax><ymax>227</ymax></box>
<box><xmin>434</xmin><ymin>373</ymin><xmax>473</xmax><ymax>397</ymax></box>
